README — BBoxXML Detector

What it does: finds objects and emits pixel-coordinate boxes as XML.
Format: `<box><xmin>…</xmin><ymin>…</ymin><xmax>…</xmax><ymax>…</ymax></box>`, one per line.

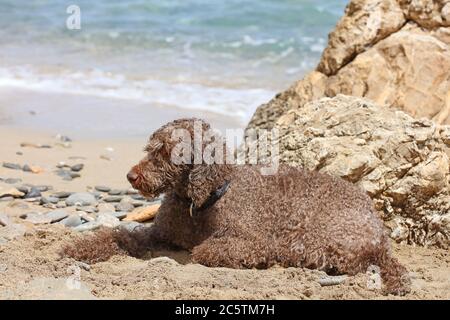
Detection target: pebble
<box><xmin>2</xmin><ymin>163</ymin><xmax>21</xmax><ymax>170</ymax></box>
<box><xmin>116</xmin><ymin>199</ymin><xmax>134</xmax><ymax>212</ymax></box>
<box><xmin>42</xmin><ymin>203</ymin><xmax>57</xmax><ymax>209</ymax></box>
<box><xmin>97</xmin><ymin>213</ymin><xmax>120</xmax><ymax>228</ymax></box>
<box><xmin>75</xmin><ymin>206</ymin><xmax>97</xmax><ymax>214</ymax></box>
<box><xmin>70</xmin><ymin>164</ymin><xmax>84</xmax><ymax>172</ymax></box>
<box><xmin>66</xmin><ymin>193</ymin><xmax>97</xmax><ymax>207</ymax></box>
<box><xmin>45</xmin><ymin>210</ymin><xmax>69</xmax><ymax>223</ymax></box>
<box><xmin>121</xmin><ymin>221</ymin><xmax>144</xmax><ymax>232</ymax></box>
<box><xmin>100</xmin><ymin>154</ymin><xmax>112</xmax><ymax>161</ymax></box>
<box><xmin>56</xmin><ymin>202</ymin><xmax>67</xmax><ymax>209</ymax></box>
<box><xmin>0</xmin><ymin>213</ymin><xmax>11</xmax><ymax>227</ymax></box>
<box><xmin>59</xmin><ymin>215</ymin><xmax>83</xmax><ymax>228</ymax></box>
<box><xmin>35</xmin><ymin>185</ymin><xmax>52</xmax><ymax>192</ymax></box>
<box><xmin>97</xmin><ymin>203</ymin><xmax>116</xmax><ymax>213</ymax></box>
<box><xmin>17</xmin><ymin>186</ymin><xmax>30</xmax><ymax>194</ymax></box>
<box><xmin>126</xmin><ymin>188</ymin><xmax>139</xmax><ymax>195</ymax></box>
<box><xmin>0</xmin><ymin>264</ymin><xmax>7</xmax><ymax>272</ymax></box>
<box><xmin>51</xmin><ymin>191</ymin><xmax>72</xmax><ymax>199</ymax></box>
<box><xmin>25</xmin><ymin>212</ymin><xmax>52</xmax><ymax>225</ymax></box>
<box><xmin>73</xmin><ymin>221</ymin><xmax>101</xmax><ymax>232</ymax></box>
<box><xmin>56</xmin><ymin>169</ymin><xmax>73</xmax><ymax>180</ymax></box>
<box><xmin>24</xmin><ymin>187</ymin><xmax>41</xmax><ymax>199</ymax></box>
<box><xmin>108</xmin><ymin>189</ymin><xmax>123</xmax><ymax>195</ymax></box>
<box><xmin>40</xmin><ymin>196</ymin><xmax>59</xmax><ymax>205</ymax></box>
<box><xmin>70</xmin><ymin>172</ymin><xmax>81</xmax><ymax>179</ymax></box>
<box><xmin>95</xmin><ymin>185</ymin><xmax>111</xmax><ymax>192</ymax></box>
<box><xmin>0</xmin><ymin>197</ymin><xmax>14</xmax><ymax>202</ymax></box>
<box><xmin>22</xmin><ymin>164</ymin><xmax>44</xmax><ymax>174</ymax></box>
<box><xmin>103</xmin><ymin>196</ymin><xmax>122</xmax><ymax>203</ymax></box>
<box><xmin>78</xmin><ymin>212</ymin><xmax>96</xmax><ymax>222</ymax></box>
<box><xmin>131</xmin><ymin>194</ymin><xmax>146</xmax><ymax>201</ymax></box>
<box><xmin>112</xmin><ymin>211</ymin><xmax>127</xmax><ymax>220</ymax></box>
<box><xmin>4</xmin><ymin>178</ymin><xmax>22</xmax><ymax>184</ymax></box>
<box><xmin>16</xmin><ymin>151</ymin><xmax>23</xmax><ymax>156</ymax></box>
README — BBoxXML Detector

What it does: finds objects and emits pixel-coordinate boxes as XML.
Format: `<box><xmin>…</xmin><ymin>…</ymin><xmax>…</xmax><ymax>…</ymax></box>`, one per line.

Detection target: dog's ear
<box><xmin>187</xmin><ymin>164</ymin><xmax>226</xmax><ymax>208</ymax></box>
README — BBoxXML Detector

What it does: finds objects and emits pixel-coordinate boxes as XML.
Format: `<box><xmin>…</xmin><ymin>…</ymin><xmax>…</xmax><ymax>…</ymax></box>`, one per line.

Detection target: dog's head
<box><xmin>127</xmin><ymin>118</ymin><xmax>231</xmax><ymax>207</ymax></box>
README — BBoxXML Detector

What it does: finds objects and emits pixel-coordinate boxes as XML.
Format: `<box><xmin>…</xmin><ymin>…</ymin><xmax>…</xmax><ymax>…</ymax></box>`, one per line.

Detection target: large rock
<box><xmin>273</xmin><ymin>95</ymin><xmax>450</xmax><ymax>248</ymax></box>
<box><xmin>248</xmin><ymin>0</ymin><xmax>450</xmax><ymax>131</ymax></box>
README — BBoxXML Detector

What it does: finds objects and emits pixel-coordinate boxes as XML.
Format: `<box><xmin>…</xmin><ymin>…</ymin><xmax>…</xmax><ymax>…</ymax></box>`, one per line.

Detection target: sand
<box><xmin>0</xmin><ymin>125</ymin><xmax>449</xmax><ymax>300</ymax></box>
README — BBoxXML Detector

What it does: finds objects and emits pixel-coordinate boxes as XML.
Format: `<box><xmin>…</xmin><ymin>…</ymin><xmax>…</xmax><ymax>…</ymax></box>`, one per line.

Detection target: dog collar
<box><xmin>189</xmin><ymin>180</ymin><xmax>230</xmax><ymax>217</ymax></box>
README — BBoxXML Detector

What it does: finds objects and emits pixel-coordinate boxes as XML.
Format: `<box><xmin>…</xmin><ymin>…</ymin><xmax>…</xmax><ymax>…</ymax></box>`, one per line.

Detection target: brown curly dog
<box><xmin>64</xmin><ymin>118</ymin><xmax>410</xmax><ymax>295</ymax></box>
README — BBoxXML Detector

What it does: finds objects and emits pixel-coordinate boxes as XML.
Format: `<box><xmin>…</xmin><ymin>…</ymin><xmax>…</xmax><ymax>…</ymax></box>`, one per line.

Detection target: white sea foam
<box><xmin>0</xmin><ymin>66</ymin><xmax>275</xmax><ymax>123</ymax></box>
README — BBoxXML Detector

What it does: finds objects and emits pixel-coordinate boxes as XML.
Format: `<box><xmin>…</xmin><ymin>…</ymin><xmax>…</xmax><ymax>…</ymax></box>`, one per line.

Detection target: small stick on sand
<box><xmin>123</xmin><ymin>203</ymin><xmax>160</xmax><ymax>222</ymax></box>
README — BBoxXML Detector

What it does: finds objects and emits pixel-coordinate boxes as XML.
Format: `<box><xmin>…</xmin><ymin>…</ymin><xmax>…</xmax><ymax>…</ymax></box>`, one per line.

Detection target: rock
<box><xmin>0</xmin><ymin>197</ymin><xmax>13</xmax><ymax>202</ymax></box>
<box><xmin>22</xmin><ymin>164</ymin><xmax>44</xmax><ymax>174</ymax></box>
<box><xmin>97</xmin><ymin>213</ymin><xmax>120</xmax><ymax>228</ymax></box>
<box><xmin>2</xmin><ymin>162</ymin><xmax>21</xmax><ymax>170</ymax></box>
<box><xmin>75</xmin><ymin>206</ymin><xmax>97</xmax><ymax>214</ymax></box>
<box><xmin>24</xmin><ymin>187</ymin><xmax>41</xmax><ymax>199</ymax></box>
<box><xmin>121</xmin><ymin>221</ymin><xmax>144</xmax><ymax>232</ymax></box>
<box><xmin>0</xmin><ymin>187</ymin><xmax>25</xmax><ymax>199</ymax></box>
<box><xmin>126</xmin><ymin>188</ymin><xmax>139</xmax><ymax>195</ymax></box>
<box><xmin>16</xmin><ymin>151</ymin><xmax>23</xmax><ymax>155</ymax></box>
<box><xmin>73</xmin><ymin>221</ymin><xmax>101</xmax><ymax>232</ymax></box>
<box><xmin>66</xmin><ymin>193</ymin><xmax>97</xmax><ymax>207</ymax></box>
<box><xmin>59</xmin><ymin>215</ymin><xmax>83</xmax><ymax>228</ymax></box>
<box><xmin>95</xmin><ymin>185</ymin><xmax>111</xmax><ymax>192</ymax></box>
<box><xmin>25</xmin><ymin>212</ymin><xmax>52</xmax><ymax>224</ymax></box>
<box><xmin>0</xmin><ymin>213</ymin><xmax>10</xmax><ymax>227</ymax></box>
<box><xmin>97</xmin><ymin>203</ymin><xmax>116</xmax><ymax>213</ymax></box>
<box><xmin>318</xmin><ymin>275</ymin><xmax>348</xmax><ymax>287</ymax></box>
<box><xmin>16</xmin><ymin>185</ymin><xmax>30</xmax><ymax>194</ymax></box>
<box><xmin>40</xmin><ymin>196</ymin><xmax>59</xmax><ymax>205</ymax></box>
<box><xmin>70</xmin><ymin>164</ymin><xmax>84</xmax><ymax>172</ymax></box>
<box><xmin>56</xmin><ymin>169</ymin><xmax>73</xmax><ymax>180</ymax></box>
<box><xmin>116</xmin><ymin>197</ymin><xmax>134</xmax><ymax>212</ymax></box>
<box><xmin>112</xmin><ymin>211</ymin><xmax>127</xmax><ymax>220</ymax></box>
<box><xmin>0</xmin><ymin>223</ymin><xmax>26</xmax><ymax>240</ymax></box>
<box><xmin>20</xmin><ymin>142</ymin><xmax>51</xmax><ymax>148</ymax></box>
<box><xmin>123</xmin><ymin>204</ymin><xmax>160</xmax><ymax>222</ymax></box>
<box><xmin>35</xmin><ymin>185</ymin><xmax>52</xmax><ymax>192</ymax></box>
<box><xmin>103</xmin><ymin>196</ymin><xmax>122</xmax><ymax>203</ymax></box>
<box><xmin>268</xmin><ymin>95</ymin><xmax>450</xmax><ymax>248</ymax></box>
<box><xmin>78</xmin><ymin>212</ymin><xmax>96</xmax><ymax>222</ymax></box>
<box><xmin>108</xmin><ymin>189</ymin><xmax>122</xmax><ymax>195</ymax></box>
<box><xmin>247</xmin><ymin>0</ymin><xmax>450</xmax><ymax>131</ymax></box>
<box><xmin>56</xmin><ymin>202</ymin><xmax>67</xmax><ymax>209</ymax></box>
<box><xmin>56</xmin><ymin>134</ymin><xmax>72</xmax><ymax>142</ymax></box>
<box><xmin>51</xmin><ymin>191</ymin><xmax>72</xmax><ymax>199</ymax></box>
<box><xmin>70</xmin><ymin>172</ymin><xmax>81</xmax><ymax>179</ymax></box>
<box><xmin>100</xmin><ymin>154</ymin><xmax>112</xmax><ymax>161</ymax></box>
<box><xmin>4</xmin><ymin>178</ymin><xmax>22</xmax><ymax>184</ymax></box>
<box><xmin>45</xmin><ymin>210</ymin><xmax>69</xmax><ymax>223</ymax></box>
<box><xmin>131</xmin><ymin>194</ymin><xmax>145</xmax><ymax>201</ymax></box>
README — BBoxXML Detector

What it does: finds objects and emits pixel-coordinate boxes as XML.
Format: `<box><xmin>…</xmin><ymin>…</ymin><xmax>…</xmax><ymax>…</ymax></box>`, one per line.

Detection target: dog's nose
<box><xmin>127</xmin><ymin>171</ymin><xmax>139</xmax><ymax>183</ymax></box>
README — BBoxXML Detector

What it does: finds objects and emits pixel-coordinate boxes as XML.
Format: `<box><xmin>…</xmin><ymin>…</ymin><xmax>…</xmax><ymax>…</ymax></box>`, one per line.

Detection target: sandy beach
<box><xmin>0</xmin><ymin>111</ymin><xmax>449</xmax><ymax>300</ymax></box>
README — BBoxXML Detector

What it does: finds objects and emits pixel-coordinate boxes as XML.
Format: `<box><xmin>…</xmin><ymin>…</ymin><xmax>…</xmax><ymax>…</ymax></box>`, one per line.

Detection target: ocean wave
<box><xmin>0</xmin><ymin>66</ymin><xmax>275</xmax><ymax>123</ymax></box>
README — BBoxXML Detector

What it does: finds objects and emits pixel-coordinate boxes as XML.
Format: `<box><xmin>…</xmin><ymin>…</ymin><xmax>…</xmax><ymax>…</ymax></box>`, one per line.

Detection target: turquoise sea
<box><xmin>0</xmin><ymin>0</ymin><xmax>347</xmax><ymax>126</ymax></box>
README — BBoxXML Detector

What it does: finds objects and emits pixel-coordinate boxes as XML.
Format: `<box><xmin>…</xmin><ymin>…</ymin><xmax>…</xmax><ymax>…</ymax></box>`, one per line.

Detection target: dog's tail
<box><xmin>375</xmin><ymin>250</ymin><xmax>411</xmax><ymax>296</ymax></box>
<box><xmin>61</xmin><ymin>226</ymin><xmax>156</xmax><ymax>264</ymax></box>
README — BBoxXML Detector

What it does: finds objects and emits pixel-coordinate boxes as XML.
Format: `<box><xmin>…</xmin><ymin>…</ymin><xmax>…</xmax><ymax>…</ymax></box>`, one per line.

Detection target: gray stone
<box><xmin>24</xmin><ymin>187</ymin><xmax>41</xmax><ymax>199</ymax></box>
<box><xmin>0</xmin><ymin>197</ymin><xmax>14</xmax><ymax>202</ymax></box>
<box><xmin>56</xmin><ymin>202</ymin><xmax>67</xmax><ymax>209</ymax></box>
<box><xmin>51</xmin><ymin>191</ymin><xmax>72</xmax><ymax>199</ymax></box>
<box><xmin>17</xmin><ymin>185</ymin><xmax>30</xmax><ymax>194</ymax></box>
<box><xmin>4</xmin><ymin>178</ymin><xmax>22</xmax><ymax>184</ymax></box>
<box><xmin>126</xmin><ymin>188</ymin><xmax>139</xmax><ymax>195</ymax></box>
<box><xmin>121</xmin><ymin>221</ymin><xmax>144</xmax><ymax>232</ymax></box>
<box><xmin>25</xmin><ymin>212</ymin><xmax>52</xmax><ymax>224</ymax></box>
<box><xmin>76</xmin><ymin>206</ymin><xmax>97</xmax><ymax>214</ymax></box>
<box><xmin>97</xmin><ymin>213</ymin><xmax>120</xmax><ymax>228</ymax></box>
<box><xmin>97</xmin><ymin>203</ymin><xmax>115</xmax><ymax>213</ymax></box>
<box><xmin>45</xmin><ymin>210</ymin><xmax>69</xmax><ymax>223</ymax></box>
<box><xmin>131</xmin><ymin>194</ymin><xmax>145</xmax><ymax>201</ymax></box>
<box><xmin>66</xmin><ymin>193</ymin><xmax>97</xmax><ymax>207</ymax></box>
<box><xmin>40</xmin><ymin>196</ymin><xmax>59</xmax><ymax>205</ymax></box>
<box><xmin>103</xmin><ymin>196</ymin><xmax>122</xmax><ymax>203</ymax></box>
<box><xmin>112</xmin><ymin>211</ymin><xmax>127</xmax><ymax>220</ymax></box>
<box><xmin>35</xmin><ymin>185</ymin><xmax>52</xmax><ymax>192</ymax></box>
<box><xmin>70</xmin><ymin>172</ymin><xmax>81</xmax><ymax>179</ymax></box>
<box><xmin>73</xmin><ymin>221</ymin><xmax>101</xmax><ymax>232</ymax></box>
<box><xmin>59</xmin><ymin>215</ymin><xmax>83</xmax><ymax>228</ymax></box>
<box><xmin>3</xmin><ymin>163</ymin><xmax>21</xmax><ymax>170</ymax></box>
<box><xmin>70</xmin><ymin>164</ymin><xmax>84</xmax><ymax>172</ymax></box>
<box><xmin>116</xmin><ymin>201</ymin><xmax>134</xmax><ymax>212</ymax></box>
<box><xmin>108</xmin><ymin>189</ymin><xmax>122</xmax><ymax>195</ymax></box>
<box><xmin>94</xmin><ymin>185</ymin><xmax>111</xmax><ymax>192</ymax></box>
<box><xmin>78</xmin><ymin>212</ymin><xmax>96</xmax><ymax>222</ymax></box>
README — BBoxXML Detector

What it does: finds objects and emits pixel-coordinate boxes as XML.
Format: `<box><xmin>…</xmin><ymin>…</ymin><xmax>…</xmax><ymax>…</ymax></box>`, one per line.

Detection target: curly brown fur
<box><xmin>62</xmin><ymin>227</ymin><xmax>160</xmax><ymax>264</ymax></box>
<box><xmin>64</xmin><ymin>118</ymin><xmax>411</xmax><ymax>295</ymax></box>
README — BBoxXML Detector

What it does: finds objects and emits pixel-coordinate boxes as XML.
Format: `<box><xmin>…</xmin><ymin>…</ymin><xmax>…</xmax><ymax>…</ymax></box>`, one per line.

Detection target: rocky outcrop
<box><xmin>274</xmin><ymin>95</ymin><xmax>450</xmax><ymax>248</ymax></box>
<box><xmin>248</xmin><ymin>0</ymin><xmax>450</xmax><ymax>131</ymax></box>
